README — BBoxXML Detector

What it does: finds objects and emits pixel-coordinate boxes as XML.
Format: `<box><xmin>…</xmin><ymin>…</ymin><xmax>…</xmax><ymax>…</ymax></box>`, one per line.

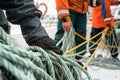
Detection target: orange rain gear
<box><xmin>55</xmin><ymin>0</ymin><xmax>90</xmax><ymax>19</ymax></box>
<box><xmin>92</xmin><ymin>0</ymin><xmax>119</xmax><ymax>28</ymax></box>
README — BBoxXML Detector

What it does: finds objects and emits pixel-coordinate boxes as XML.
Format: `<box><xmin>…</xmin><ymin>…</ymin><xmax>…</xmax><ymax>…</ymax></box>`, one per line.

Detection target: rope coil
<box><xmin>0</xmin><ymin>27</ymin><xmax>92</xmax><ymax>80</ymax></box>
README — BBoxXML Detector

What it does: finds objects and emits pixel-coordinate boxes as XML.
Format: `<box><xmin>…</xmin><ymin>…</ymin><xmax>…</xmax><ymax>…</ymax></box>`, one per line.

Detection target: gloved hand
<box><xmin>89</xmin><ymin>0</ymin><xmax>101</xmax><ymax>7</ymax></box>
<box><xmin>61</xmin><ymin>16</ymin><xmax>72</xmax><ymax>32</ymax></box>
<box><xmin>105</xmin><ymin>26</ymin><xmax>113</xmax><ymax>36</ymax></box>
<box><xmin>62</xmin><ymin>21</ymin><xmax>72</xmax><ymax>32</ymax></box>
<box><xmin>29</xmin><ymin>37</ymin><xmax>63</xmax><ymax>55</ymax></box>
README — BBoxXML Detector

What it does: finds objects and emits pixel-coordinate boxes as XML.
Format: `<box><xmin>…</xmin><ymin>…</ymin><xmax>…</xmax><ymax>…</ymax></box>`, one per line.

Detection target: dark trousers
<box><xmin>54</xmin><ymin>10</ymin><xmax>87</xmax><ymax>59</ymax></box>
<box><xmin>89</xmin><ymin>27</ymin><xmax>118</xmax><ymax>58</ymax></box>
<box><xmin>0</xmin><ymin>0</ymin><xmax>48</xmax><ymax>44</ymax></box>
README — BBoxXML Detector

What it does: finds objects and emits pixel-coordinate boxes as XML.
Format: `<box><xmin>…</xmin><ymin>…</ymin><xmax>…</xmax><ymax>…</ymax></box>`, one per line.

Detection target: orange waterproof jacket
<box><xmin>92</xmin><ymin>0</ymin><xmax>119</xmax><ymax>28</ymax></box>
<box><xmin>56</xmin><ymin>0</ymin><xmax>90</xmax><ymax>19</ymax></box>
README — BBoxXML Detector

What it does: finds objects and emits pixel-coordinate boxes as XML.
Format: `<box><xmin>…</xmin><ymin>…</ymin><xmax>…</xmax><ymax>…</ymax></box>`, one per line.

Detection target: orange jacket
<box><xmin>92</xmin><ymin>0</ymin><xmax>119</xmax><ymax>28</ymax></box>
<box><xmin>56</xmin><ymin>0</ymin><xmax>90</xmax><ymax>19</ymax></box>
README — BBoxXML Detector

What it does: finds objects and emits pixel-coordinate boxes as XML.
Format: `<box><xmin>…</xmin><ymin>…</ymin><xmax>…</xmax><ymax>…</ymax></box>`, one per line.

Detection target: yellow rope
<box><xmin>83</xmin><ymin>27</ymin><xmax>109</xmax><ymax>69</ymax></box>
<box><xmin>63</xmin><ymin>26</ymin><xmax>119</xmax><ymax>70</ymax></box>
<box><xmin>74</xmin><ymin>32</ymin><xmax>86</xmax><ymax>40</ymax></box>
<box><xmin>63</xmin><ymin>26</ymin><xmax>119</xmax><ymax>69</ymax></box>
<box><xmin>75</xmin><ymin>30</ymin><xmax>120</xmax><ymax>48</ymax></box>
<box><xmin>64</xmin><ymin>28</ymin><xmax>104</xmax><ymax>55</ymax></box>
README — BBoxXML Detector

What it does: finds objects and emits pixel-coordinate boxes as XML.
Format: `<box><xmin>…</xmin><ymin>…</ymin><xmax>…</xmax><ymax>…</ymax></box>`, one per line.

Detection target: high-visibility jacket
<box><xmin>92</xmin><ymin>0</ymin><xmax>119</xmax><ymax>28</ymax></box>
<box><xmin>56</xmin><ymin>0</ymin><xmax>90</xmax><ymax>19</ymax></box>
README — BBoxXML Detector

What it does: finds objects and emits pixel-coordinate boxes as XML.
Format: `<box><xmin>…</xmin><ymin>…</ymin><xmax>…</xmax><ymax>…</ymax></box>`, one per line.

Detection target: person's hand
<box><xmin>62</xmin><ymin>21</ymin><xmax>72</xmax><ymax>32</ymax></box>
<box><xmin>28</xmin><ymin>37</ymin><xmax>63</xmax><ymax>55</ymax></box>
<box><xmin>61</xmin><ymin>16</ymin><xmax>72</xmax><ymax>32</ymax></box>
<box><xmin>105</xmin><ymin>26</ymin><xmax>113</xmax><ymax>36</ymax></box>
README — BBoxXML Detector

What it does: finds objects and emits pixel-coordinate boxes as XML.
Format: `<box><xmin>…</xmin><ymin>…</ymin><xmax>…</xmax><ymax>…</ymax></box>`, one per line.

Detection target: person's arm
<box><xmin>56</xmin><ymin>0</ymin><xmax>72</xmax><ymax>32</ymax></box>
<box><xmin>56</xmin><ymin>0</ymin><xmax>69</xmax><ymax>19</ymax></box>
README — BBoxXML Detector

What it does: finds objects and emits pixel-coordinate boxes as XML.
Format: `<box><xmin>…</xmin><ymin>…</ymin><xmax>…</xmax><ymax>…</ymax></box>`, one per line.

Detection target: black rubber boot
<box><xmin>29</xmin><ymin>37</ymin><xmax>63</xmax><ymax>55</ymax></box>
<box><xmin>112</xmin><ymin>54</ymin><xmax>119</xmax><ymax>61</ymax></box>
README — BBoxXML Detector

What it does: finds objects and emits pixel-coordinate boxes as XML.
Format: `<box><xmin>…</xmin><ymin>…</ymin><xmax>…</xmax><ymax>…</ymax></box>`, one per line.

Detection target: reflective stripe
<box><xmin>104</xmin><ymin>17</ymin><xmax>112</xmax><ymax>21</ymax></box>
<box><xmin>58</xmin><ymin>10</ymin><xmax>69</xmax><ymax>15</ymax></box>
<box><xmin>93</xmin><ymin>0</ymin><xmax>97</xmax><ymax>7</ymax></box>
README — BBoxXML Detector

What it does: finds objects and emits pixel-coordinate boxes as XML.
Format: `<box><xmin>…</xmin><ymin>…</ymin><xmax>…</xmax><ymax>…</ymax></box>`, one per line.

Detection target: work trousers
<box><xmin>54</xmin><ymin>9</ymin><xmax>87</xmax><ymax>59</ymax></box>
<box><xmin>89</xmin><ymin>27</ymin><xmax>118</xmax><ymax>58</ymax></box>
<box><xmin>0</xmin><ymin>0</ymin><xmax>48</xmax><ymax>44</ymax></box>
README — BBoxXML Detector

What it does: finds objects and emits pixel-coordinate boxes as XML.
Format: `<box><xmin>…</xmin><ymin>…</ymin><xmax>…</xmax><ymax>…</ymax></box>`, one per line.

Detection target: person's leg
<box><xmin>89</xmin><ymin>28</ymin><xmax>104</xmax><ymax>55</ymax></box>
<box><xmin>0</xmin><ymin>0</ymin><xmax>63</xmax><ymax>55</ymax></box>
<box><xmin>0</xmin><ymin>9</ymin><xmax>10</xmax><ymax>34</ymax></box>
<box><xmin>54</xmin><ymin>18</ymin><xmax>64</xmax><ymax>47</ymax></box>
<box><xmin>72</xmin><ymin>12</ymin><xmax>87</xmax><ymax>59</ymax></box>
<box><xmin>1</xmin><ymin>0</ymin><xmax>46</xmax><ymax>43</ymax></box>
<box><xmin>105</xmin><ymin>27</ymin><xmax>119</xmax><ymax>58</ymax></box>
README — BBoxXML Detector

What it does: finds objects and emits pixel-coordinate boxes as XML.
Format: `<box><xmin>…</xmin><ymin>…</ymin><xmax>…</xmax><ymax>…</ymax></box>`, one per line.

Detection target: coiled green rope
<box><xmin>0</xmin><ymin>27</ymin><xmax>92</xmax><ymax>80</ymax></box>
